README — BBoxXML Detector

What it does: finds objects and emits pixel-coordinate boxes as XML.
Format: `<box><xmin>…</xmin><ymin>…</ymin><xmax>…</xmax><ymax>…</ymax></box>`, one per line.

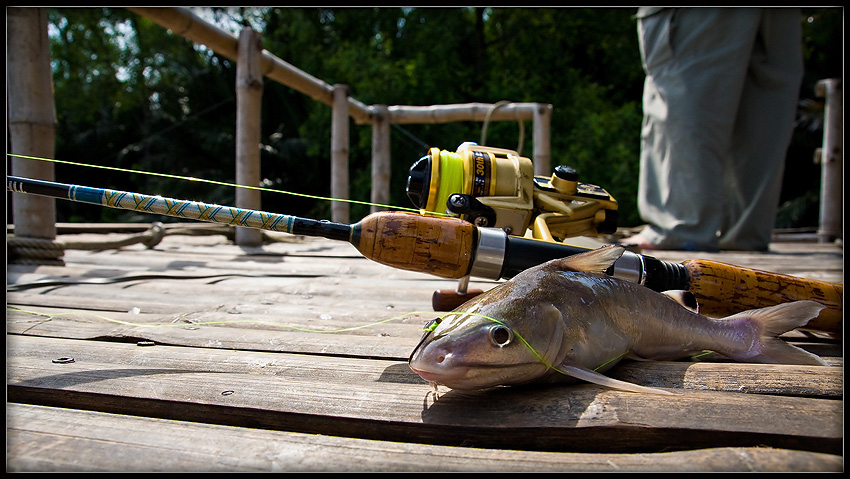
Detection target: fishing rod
<box><xmin>7</xmin><ymin>175</ymin><xmax>842</xmax><ymax>333</ymax></box>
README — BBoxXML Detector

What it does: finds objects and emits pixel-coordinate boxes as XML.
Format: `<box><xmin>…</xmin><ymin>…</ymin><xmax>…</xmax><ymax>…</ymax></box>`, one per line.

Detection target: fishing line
<box><xmin>9</xmin><ymin>304</ymin><xmax>565</xmax><ymax>373</ymax></box>
<box><xmin>9</xmin><ymin>302</ymin><xmax>612</xmax><ymax>375</ymax></box>
<box><xmin>7</xmin><ymin>305</ymin><xmax>437</xmax><ymax>334</ymax></box>
<box><xmin>7</xmin><ymin>153</ymin><xmax>430</xmax><ymax>215</ymax></box>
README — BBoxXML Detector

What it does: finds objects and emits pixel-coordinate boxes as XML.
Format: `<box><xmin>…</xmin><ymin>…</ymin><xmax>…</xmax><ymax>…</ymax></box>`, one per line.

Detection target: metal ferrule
<box><xmin>611</xmin><ymin>251</ymin><xmax>646</xmax><ymax>285</ymax></box>
<box><xmin>469</xmin><ymin>227</ymin><xmax>507</xmax><ymax>279</ymax></box>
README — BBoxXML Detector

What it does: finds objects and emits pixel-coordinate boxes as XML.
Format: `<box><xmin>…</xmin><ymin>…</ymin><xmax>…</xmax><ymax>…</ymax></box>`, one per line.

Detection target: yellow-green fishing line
<box><xmin>7</xmin><ymin>306</ymin><xmax>433</xmax><ymax>334</ymax></box>
<box><xmin>8</xmin><ymin>153</ymin><xmax>442</xmax><ymax>215</ymax></box>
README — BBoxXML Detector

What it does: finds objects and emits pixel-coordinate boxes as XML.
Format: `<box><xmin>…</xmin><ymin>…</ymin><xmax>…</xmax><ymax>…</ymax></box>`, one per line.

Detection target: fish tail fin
<box><xmin>724</xmin><ymin>300</ymin><xmax>828</xmax><ymax>366</ymax></box>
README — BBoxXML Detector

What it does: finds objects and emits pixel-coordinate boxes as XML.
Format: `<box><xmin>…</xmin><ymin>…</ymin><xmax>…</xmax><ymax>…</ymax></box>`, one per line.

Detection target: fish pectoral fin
<box><xmin>559</xmin><ymin>365</ymin><xmax>680</xmax><ymax>396</ymax></box>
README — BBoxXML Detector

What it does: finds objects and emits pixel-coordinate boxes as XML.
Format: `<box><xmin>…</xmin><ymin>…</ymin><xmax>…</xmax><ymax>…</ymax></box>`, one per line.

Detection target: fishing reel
<box><xmin>406</xmin><ymin>142</ymin><xmax>619</xmax><ymax>242</ymax></box>
<box><xmin>406</xmin><ymin>142</ymin><xmax>620</xmax><ymax>311</ymax></box>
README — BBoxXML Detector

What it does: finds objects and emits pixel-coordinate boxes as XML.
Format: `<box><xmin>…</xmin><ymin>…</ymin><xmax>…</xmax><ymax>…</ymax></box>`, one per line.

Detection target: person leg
<box><xmin>634</xmin><ymin>8</ymin><xmax>762</xmax><ymax>251</ymax></box>
<box><xmin>718</xmin><ymin>8</ymin><xmax>803</xmax><ymax>251</ymax></box>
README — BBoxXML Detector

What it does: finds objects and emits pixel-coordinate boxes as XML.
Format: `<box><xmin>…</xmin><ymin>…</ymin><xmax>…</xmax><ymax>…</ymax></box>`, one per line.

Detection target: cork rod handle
<box><xmin>353</xmin><ymin>212</ymin><xmax>476</xmax><ymax>279</ymax></box>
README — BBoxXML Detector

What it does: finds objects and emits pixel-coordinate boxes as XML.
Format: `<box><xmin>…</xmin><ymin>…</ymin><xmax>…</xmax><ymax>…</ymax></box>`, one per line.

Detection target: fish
<box><xmin>408</xmin><ymin>245</ymin><xmax>827</xmax><ymax>395</ymax></box>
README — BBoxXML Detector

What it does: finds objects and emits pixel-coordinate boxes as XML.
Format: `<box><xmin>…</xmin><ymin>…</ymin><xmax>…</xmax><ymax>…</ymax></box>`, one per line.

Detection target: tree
<box><xmin>43</xmin><ymin>7</ymin><xmax>842</xmax><ymax>229</ymax></box>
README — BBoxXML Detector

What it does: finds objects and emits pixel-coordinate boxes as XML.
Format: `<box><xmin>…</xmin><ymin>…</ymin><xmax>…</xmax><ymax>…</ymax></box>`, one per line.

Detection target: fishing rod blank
<box><xmin>8</xmin><ymin>175</ymin><xmax>842</xmax><ymax>333</ymax></box>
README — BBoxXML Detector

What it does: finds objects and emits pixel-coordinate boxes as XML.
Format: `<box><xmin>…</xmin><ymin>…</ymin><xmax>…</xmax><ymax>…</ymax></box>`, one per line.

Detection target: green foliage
<box><xmin>42</xmin><ymin>7</ymin><xmax>841</xmax><ymax>228</ymax></box>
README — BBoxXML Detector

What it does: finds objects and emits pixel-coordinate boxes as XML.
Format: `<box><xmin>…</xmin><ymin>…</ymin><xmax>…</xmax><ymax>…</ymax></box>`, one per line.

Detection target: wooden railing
<box><xmin>8</xmin><ymin>7</ymin><xmax>553</xmax><ymax>245</ymax></box>
<box><xmin>127</xmin><ymin>7</ymin><xmax>553</xmax><ymax>231</ymax></box>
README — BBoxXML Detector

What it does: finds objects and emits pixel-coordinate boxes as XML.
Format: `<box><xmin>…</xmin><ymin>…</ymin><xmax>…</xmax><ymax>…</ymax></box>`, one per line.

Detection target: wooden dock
<box><xmin>6</xmin><ymin>223</ymin><xmax>844</xmax><ymax>472</ymax></box>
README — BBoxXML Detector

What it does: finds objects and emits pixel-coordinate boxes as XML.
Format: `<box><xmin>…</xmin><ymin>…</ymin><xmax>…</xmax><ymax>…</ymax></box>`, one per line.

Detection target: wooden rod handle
<box><xmin>682</xmin><ymin>259</ymin><xmax>843</xmax><ymax>333</ymax></box>
<box><xmin>353</xmin><ymin>212</ymin><xmax>476</xmax><ymax>279</ymax></box>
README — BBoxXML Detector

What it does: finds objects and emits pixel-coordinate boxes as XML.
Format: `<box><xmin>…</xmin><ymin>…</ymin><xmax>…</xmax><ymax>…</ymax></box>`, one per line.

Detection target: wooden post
<box><xmin>235</xmin><ymin>27</ymin><xmax>264</xmax><ymax>246</ymax></box>
<box><xmin>331</xmin><ymin>84</ymin><xmax>350</xmax><ymax>223</ymax></box>
<box><xmin>815</xmin><ymin>79</ymin><xmax>842</xmax><ymax>243</ymax></box>
<box><xmin>532</xmin><ymin>103</ymin><xmax>552</xmax><ymax>177</ymax></box>
<box><xmin>371</xmin><ymin>105</ymin><xmax>391</xmax><ymax>212</ymax></box>
<box><xmin>7</xmin><ymin>7</ymin><xmax>56</xmax><ymax>239</ymax></box>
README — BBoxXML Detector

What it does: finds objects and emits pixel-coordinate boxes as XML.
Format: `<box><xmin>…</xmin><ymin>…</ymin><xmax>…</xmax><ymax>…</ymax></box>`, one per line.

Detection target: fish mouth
<box><xmin>409</xmin><ymin>362</ymin><xmax>542</xmax><ymax>390</ymax></box>
<box><xmin>408</xmin><ymin>365</ymin><xmax>468</xmax><ymax>384</ymax></box>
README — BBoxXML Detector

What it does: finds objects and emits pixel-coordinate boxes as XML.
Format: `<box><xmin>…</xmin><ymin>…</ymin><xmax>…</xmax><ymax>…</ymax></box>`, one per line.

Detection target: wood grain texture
<box><xmin>5</xmin><ymin>230</ymin><xmax>843</xmax><ymax>471</ymax></box>
<box><xmin>7</xmin><ymin>334</ymin><xmax>842</xmax><ymax>455</ymax></box>
<box><xmin>7</xmin><ymin>403</ymin><xmax>841</xmax><ymax>472</ymax></box>
<box><xmin>683</xmin><ymin>259</ymin><xmax>843</xmax><ymax>332</ymax></box>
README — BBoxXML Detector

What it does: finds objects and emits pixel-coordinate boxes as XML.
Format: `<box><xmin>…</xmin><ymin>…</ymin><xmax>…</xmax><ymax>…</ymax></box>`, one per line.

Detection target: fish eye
<box><xmin>489</xmin><ymin>324</ymin><xmax>513</xmax><ymax>347</ymax></box>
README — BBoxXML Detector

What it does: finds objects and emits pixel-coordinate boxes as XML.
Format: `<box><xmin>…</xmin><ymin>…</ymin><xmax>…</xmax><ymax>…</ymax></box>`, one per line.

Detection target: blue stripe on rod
<box><xmin>69</xmin><ymin>185</ymin><xmax>106</xmax><ymax>205</ymax></box>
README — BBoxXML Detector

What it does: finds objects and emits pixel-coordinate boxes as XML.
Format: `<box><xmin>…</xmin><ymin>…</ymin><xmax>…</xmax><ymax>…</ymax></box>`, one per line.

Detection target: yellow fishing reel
<box><xmin>405</xmin><ymin>142</ymin><xmax>619</xmax><ymax>242</ymax></box>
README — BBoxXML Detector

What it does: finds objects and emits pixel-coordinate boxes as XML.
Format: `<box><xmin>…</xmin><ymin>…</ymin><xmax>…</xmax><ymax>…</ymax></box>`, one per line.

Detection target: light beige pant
<box><xmin>636</xmin><ymin>8</ymin><xmax>802</xmax><ymax>251</ymax></box>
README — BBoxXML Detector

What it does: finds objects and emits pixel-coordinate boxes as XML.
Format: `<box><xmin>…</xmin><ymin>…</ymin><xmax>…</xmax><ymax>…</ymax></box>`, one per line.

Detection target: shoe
<box><xmin>617</xmin><ymin>233</ymin><xmax>657</xmax><ymax>253</ymax></box>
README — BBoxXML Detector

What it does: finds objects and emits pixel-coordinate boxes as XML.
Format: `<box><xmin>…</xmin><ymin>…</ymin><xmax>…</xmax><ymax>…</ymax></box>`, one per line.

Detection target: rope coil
<box><xmin>7</xmin><ymin>222</ymin><xmax>166</xmax><ymax>265</ymax></box>
<box><xmin>7</xmin><ymin>237</ymin><xmax>65</xmax><ymax>265</ymax></box>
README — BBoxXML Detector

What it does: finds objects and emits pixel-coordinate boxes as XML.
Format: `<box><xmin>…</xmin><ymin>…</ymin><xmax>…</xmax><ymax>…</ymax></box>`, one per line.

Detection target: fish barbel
<box><xmin>408</xmin><ymin>245</ymin><xmax>827</xmax><ymax>395</ymax></box>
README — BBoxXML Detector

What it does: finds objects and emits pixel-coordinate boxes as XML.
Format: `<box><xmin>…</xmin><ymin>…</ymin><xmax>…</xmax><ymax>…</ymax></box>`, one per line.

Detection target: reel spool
<box><xmin>406</xmin><ymin>142</ymin><xmax>535</xmax><ymax>235</ymax></box>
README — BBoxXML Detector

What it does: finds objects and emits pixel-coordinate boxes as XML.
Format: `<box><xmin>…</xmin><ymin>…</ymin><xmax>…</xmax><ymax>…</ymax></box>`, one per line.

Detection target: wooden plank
<box><xmin>6</xmin><ymin>335</ymin><xmax>842</xmax><ymax>455</ymax></box>
<box><xmin>6</xmin><ymin>231</ymin><xmax>843</xmax><ymax>472</ymax></box>
<box><xmin>610</xmin><ymin>361</ymin><xmax>843</xmax><ymax>398</ymax></box>
<box><xmin>5</xmin><ymin>257</ymin><xmax>459</xmax><ymax>316</ymax></box>
<box><xmin>5</xmin><ymin>305</ymin><xmax>425</xmax><ymax>360</ymax></box>
<box><xmin>7</xmin><ymin>300</ymin><xmax>840</xmax><ymax>365</ymax></box>
<box><xmin>6</xmin><ymin>403</ymin><xmax>841</xmax><ymax>472</ymax></box>
<box><xmin>6</xmin><ymin>236</ymin><xmax>478</xmax><ymax>304</ymax></box>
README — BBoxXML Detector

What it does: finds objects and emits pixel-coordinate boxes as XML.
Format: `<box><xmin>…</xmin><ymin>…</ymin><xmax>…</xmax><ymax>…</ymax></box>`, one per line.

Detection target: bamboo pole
<box><xmin>387</xmin><ymin>102</ymin><xmax>553</xmax><ymax>174</ymax></box>
<box><xmin>814</xmin><ymin>79</ymin><xmax>842</xmax><ymax>243</ymax></box>
<box><xmin>331</xmin><ymin>84</ymin><xmax>351</xmax><ymax>223</ymax></box>
<box><xmin>532</xmin><ymin>103</ymin><xmax>553</xmax><ymax>176</ymax></box>
<box><xmin>385</xmin><ymin>102</ymin><xmax>542</xmax><ymax>124</ymax></box>
<box><xmin>370</xmin><ymin>105</ymin><xmax>391</xmax><ymax>213</ymax></box>
<box><xmin>7</xmin><ymin>7</ymin><xmax>57</xmax><ymax>240</ymax></box>
<box><xmin>235</xmin><ymin>27</ymin><xmax>264</xmax><ymax>246</ymax></box>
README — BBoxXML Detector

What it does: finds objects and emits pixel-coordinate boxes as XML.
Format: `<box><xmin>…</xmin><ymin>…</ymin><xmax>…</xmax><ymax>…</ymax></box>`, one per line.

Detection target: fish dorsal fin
<box><xmin>553</xmin><ymin>245</ymin><xmax>626</xmax><ymax>273</ymax></box>
<box><xmin>559</xmin><ymin>364</ymin><xmax>679</xmax><ymax>396</ymax></box>
<box><xmin>662</xmin><ymin>290</ymin><xmax>699</xmax><ymax>313</ymax></box>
